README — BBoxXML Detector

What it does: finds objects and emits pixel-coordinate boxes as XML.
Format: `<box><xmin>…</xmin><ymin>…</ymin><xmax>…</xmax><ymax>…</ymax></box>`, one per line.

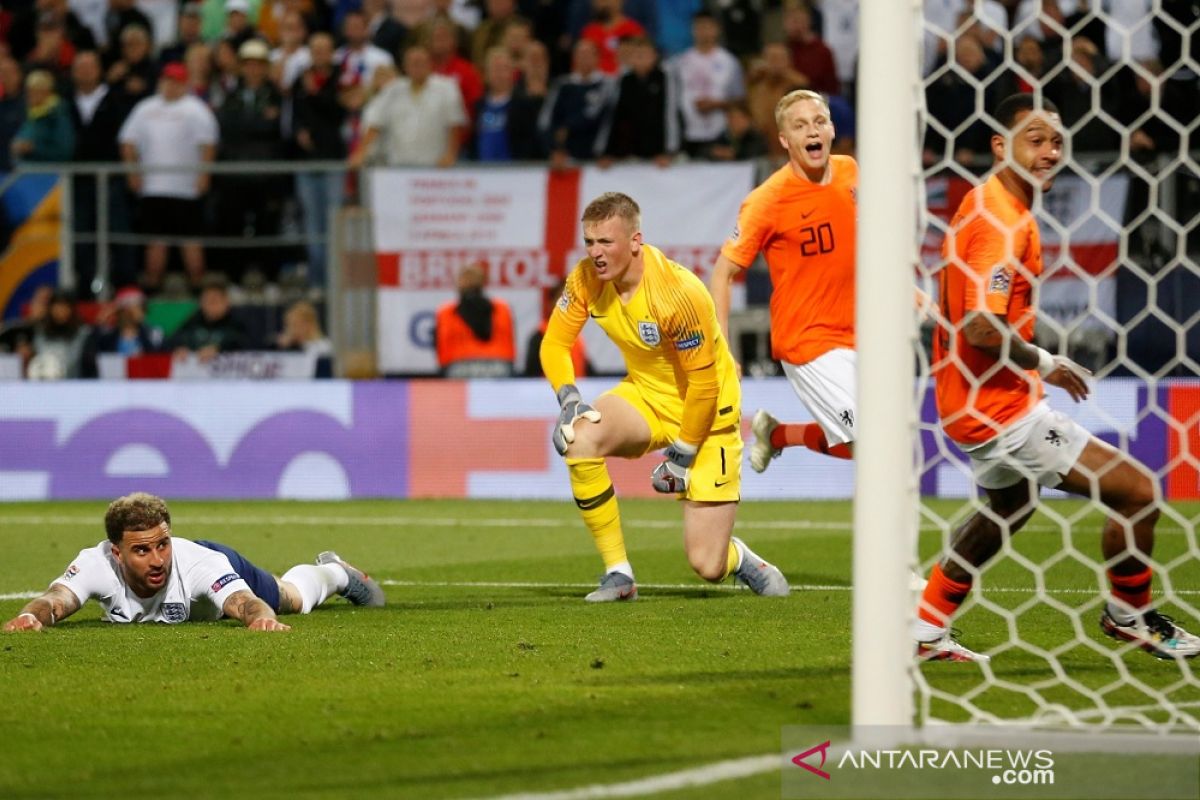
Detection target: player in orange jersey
<box><xmin>540</xmin><ymin>192</ymin><xmax>788</xmax><ymax>602</ymax></box>
<box><xmin>710</xmin><ymin>89</ymin><xmax>858</xmax><ymax>474</ymax></box>
<box><xmin>915</xmin><ymin>93</ymin><xmax>1199</xmax><ymax>662</ymax></box>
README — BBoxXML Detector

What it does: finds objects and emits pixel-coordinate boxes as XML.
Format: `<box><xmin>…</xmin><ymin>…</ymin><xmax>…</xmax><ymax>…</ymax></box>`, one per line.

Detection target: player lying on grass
<box><xmin>540</xmin><ymin>191</ymin><xmax>788</xmax><ymax>602</ymax></box>
<box><xmin>2</xmin><ymin>492</ymin><xmax>384</xmax><ymax>633</ymax></box>
<box><xmin>915</xmin><ymin>93</ymin><xmax>1200</xmax><ymax>662</ymax></box>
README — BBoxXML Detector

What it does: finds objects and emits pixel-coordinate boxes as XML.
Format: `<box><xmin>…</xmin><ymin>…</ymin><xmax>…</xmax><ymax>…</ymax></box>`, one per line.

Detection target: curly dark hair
<box><xmin>104</xmin><ymin>493</ymin><xmax>172</xmax><ymax>544</ymax></box>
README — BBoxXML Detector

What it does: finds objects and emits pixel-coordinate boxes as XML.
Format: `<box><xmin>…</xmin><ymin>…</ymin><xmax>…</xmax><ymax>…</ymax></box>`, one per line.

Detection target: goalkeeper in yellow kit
<box><xmin>540</xmin><ymin>192</ymin><xmax>789</xmax><ymax>601</ymax></box>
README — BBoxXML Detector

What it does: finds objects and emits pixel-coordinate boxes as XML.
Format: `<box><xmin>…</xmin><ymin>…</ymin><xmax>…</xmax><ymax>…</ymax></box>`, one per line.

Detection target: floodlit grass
<box><xmin>0</xmin><ymin>499</ymin><xmax>1197</xmax><ymax>799</ymax></box>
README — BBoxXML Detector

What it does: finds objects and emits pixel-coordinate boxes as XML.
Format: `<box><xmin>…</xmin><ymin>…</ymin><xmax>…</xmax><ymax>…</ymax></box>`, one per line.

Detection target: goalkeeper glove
<box><xmin>552</xmin><ymin>383</ymin><xmax>601</xmax><ymax>456</ymax></box>
<box><xmin>650</xmin><ymin>440</ymin><xmax>697</xmax><ymax>494</ymax></box>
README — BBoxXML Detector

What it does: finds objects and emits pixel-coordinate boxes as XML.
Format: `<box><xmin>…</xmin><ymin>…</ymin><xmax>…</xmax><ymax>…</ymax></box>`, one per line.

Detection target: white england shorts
<box><xmin>957</xmin><ymin>400</ymin><xmax>1091</xmax><ymax>490</ymax></box>
<box><xmin>781</xmin><ymin>348</ymin><xmax>857</xmax><ymax>446</ymax></box>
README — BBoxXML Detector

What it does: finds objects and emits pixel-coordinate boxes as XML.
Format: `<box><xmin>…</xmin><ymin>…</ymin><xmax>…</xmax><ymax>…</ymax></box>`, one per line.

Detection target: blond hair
<box><xmin>581</xmin><ymin>192</ymin><xmax>641</xmax><ymax>232</ymax></box>
<box><xmin>774</xmin><ymin>88</ymin><xmax>829</xmax><ymax>130</ymax></box>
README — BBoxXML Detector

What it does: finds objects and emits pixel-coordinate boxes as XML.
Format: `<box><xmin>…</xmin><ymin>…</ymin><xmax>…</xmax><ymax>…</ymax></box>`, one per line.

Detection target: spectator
<box><xmin>88</xmin><ymin>286</ymin><xmax>164</xmax><ymax>360</ymax></box>
<box><xmin>349</xmin><ymin>43</ymin><xmax>465</xmax><ymax>167</ymax></box>
<box><xmin>1045</xmin><ymin>37</ymin><xmax>1121</xmax><ymax>152</ymax></box>
<box><xmin>995</xmin><ymin>35</ymin><xmax>1047</xmax><ymax>98</ymax></box>
<box><xmin>0</xmin><ymin>284</ymin><xmax>52</xmax><ymax>358</ymax></box>
<box><xmin>361</xmin><ymin>0</ymin><xmax>408</xmax><ymax>60</ymax></box>
<box><xmin>709</xmin><ymin>99</ymin><xmax>767</xmax><ymax>161</ymax></box>
<box><xmin>671</xmin><ymin>10</ymin><xmax>744</xmax><ymax>159</ymax></box>
<box><xmin>783</xmin><ymin>4</ymin><xmax>838</xmax><ymax>97</ymax></box>
<box><xmin>747</xmin><ymin>41</ymin><xmax>808</xmax><ymax>161</ymax></box>
<box><xmin>102</xmin><ymin>0</ymin><xmax>153</xmax><ymax>60</ymax></box>
<box><xmin>712</xmin><ymin>0</ymin><xmax>759</xmax><ymax>60</ymax></box>
<box><xmin>214</xmin><ymin>38</ymin><xmax>286</xmax><ymax>280</ymax></box>
<box><xmin>411</xmin><ymin>0</ymin><xmax>473</xmax><ymax>65</ymax></box>
<box><xmin>471</xmin><ymin>0</ymin><xmax>525</xmax><ymax>69</ymax></box>
<box><xmin>119</xmin><ymin>61</ymin><xmax>218</xmax><ymax>293</ymax></box>
<box><xmin>539</xmin><ymin>38</ymin><xmax>611</xmax><ymax>169</ymax></box>
<box><xmin>292</xmin><ymin>31</ymin><xmax>345</xmax><ymax>287</ymax></box>
<box><xmin>105</xmin><ymin>24</ymin><xmax>156</xmax><ymax>102</ymax></box>
<box><xmin>23</xmin><ymin>14</ymin><xmax>75</xmax><ymax>80</ymax></box>
<box><xmin>429</xmin><ymin>16</ymin><xmax>483</xmax><ymax>125</ymax></box>
<box><xmin>0</xmin><ymin>57</ymin><xmax>25</xmax><ymax>171</ymax></box>
<box><xmin>579</xmin><ymin>0</ymin><xmax>647</xmax><ymax>75</ymax></box>
<box><xmin>7</xmin><ymin>0</ymin><xmax>95</xmax><ymax>63</ymax></box>
<box><xmin>257</xmin><ymin>0</ymin><xmax>319</xmax><ymax>47</ymax></box>
<box><xmin>220</xmin><ymin>0</ymin><xmax>258</xmax><ymax>51</ymax></box>
<box><xmin>516</xmin><ymin>37</ymin><xmax>549</xmax><ymax>99</ymax></box>
<box><xmin>170</xmin><ymin>274</ymin><xmax>252</xmax><ymax>361</ymax></box>
<box><xmin>471</xmin><ymin>46</ymin><xmax>542</xmax><ymax>161</ymax></box>
<box><xmin>1112</xmin><ymin>59</ymin><xmax>1172</xmax><ymax>156</ymax></box>
<box><xmin>184</xmin><ymin>42</ymin><xmax>215</xmax><ymax>102</ymax></box>
<box><xmin>923</xmin><ymin>34</ymin><xmax>993</xmax><ymax>167</ymax></box>
<box><xmin>335</xmin><ymin>10</ymin><xmax>394</xmax><ymax>89</ymax></box>
<box><xmin>274</xmin><ymin>299</ymin><xmax>332</xmax><ymax>357</ymax></box>
<box><xmin>598</xmin><ymin>37</ymin><xmax>677</xmax><ymax>165</ymax></box>
<box><xmin>269</xmin><ymin>10</ymin><xmax>310</xmax><ymax>94</ymax></box>
<box><xmin>435</xmin><ymin>262</ymin><xmax>515</xmax><ymax>378</ymax></box>
<box><xmin>500</xmin><ymin>17</ymin><xmax>534</xmax><ymax>68</ymax></box>
<box><xmin>159</xmin><ymin>3</ymin><xmax>204</xmax><ymax>65</ymax></box>
<box><xmin>28</xmin><ymin>289</ymin><xmax>91</xmax><ymax>379</ymax></box>
<box><xmin>209</xmin><ymin>38</ymin><xmax>241</xmax><ymax>108</ymax></box>
<box><xmin>70</xmin><ymin>49</ymin><xmax>137</xmax><ymax>294</ymax></box>
<box><xmin>11</xmin><ymin>69</ymin><xmax>75</xmax><ymax>163</ymax></box>
<box><xmin>524</xmin><ymin>279</ymin><xmax>589</xmax><ymax>378</ymax></box>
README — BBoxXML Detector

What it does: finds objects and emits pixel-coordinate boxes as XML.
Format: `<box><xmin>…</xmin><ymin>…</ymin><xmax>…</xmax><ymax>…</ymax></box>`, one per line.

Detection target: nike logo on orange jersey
<box><xmin>800</xmin><ymin>209</ymin><xmax>816</xmax><ymax>219</ymax></box>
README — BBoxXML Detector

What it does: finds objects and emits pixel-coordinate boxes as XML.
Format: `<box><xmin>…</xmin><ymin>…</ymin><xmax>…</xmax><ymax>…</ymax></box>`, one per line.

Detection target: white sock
<box><xmin>609</xmin><ymin>561</ymin><xmax>634</xmax><ymax>580</ymax></box>
<box><xmin>732</xmin><ymin>540</ymin><xmax>746</xmax><ymax>572</ymax></box>
<box><xmin>281</xmin><ymin>564</ymin><xmax>345</xmax><ymax>614</ymax></box>
<box><xmin>912</xmin><ymin>618</ymin><xmax>946</xmax><ymax>643</ymax></box>
<box><xmin>1106</xmin><ymin>601</ymin><xmax>1137</xmax><ymax>625</ymax></box>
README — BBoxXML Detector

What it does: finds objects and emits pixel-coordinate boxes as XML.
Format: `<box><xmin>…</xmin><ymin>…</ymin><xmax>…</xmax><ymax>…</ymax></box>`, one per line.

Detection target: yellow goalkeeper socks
<box><xmin>567</xmin><ymin>457</ymin><xmax>629</xmax><ymax>573</ymax></box>
<box><xmin>725</xmin><ymin>540</ymin><xmax>741</xmax><ymax>579</ymax></box>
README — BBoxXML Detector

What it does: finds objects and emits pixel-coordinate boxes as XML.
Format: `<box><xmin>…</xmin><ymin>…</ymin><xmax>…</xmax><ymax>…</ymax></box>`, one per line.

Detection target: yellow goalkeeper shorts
<box><xmin>604</xmin><ymin>380</ymin><xmax>742</xmax><ymax>503</ymax></box>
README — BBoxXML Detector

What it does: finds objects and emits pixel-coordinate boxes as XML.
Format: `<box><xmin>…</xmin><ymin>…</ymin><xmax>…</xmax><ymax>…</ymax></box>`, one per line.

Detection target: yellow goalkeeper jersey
<box><xmin>543</xmin><ymin>244</ymin><xmax>740</xmax><ymax>440</ymax></box>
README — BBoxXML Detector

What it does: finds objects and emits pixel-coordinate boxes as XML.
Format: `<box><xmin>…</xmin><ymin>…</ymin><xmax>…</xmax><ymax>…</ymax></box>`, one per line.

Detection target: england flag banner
<box><xmin>369</xmin><ymin>163</ymin><xmax>756</xmax><ymax>375</ymax></box>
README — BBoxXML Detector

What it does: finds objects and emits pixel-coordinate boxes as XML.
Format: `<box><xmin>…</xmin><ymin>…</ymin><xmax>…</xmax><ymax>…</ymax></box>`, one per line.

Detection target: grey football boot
<box><xmin>585</xmin><ymin>571</ymin><xmax>638</xmax><ymax>602</ymax></box>
<box><xmin>316</xmin><ymin>551</ymin><xmax>386</xmax><ymax>607</ymax></box>
<box><xmin>731</xmin><ymin>537</ymin><xmax>790</xmax><ymax>596</ymax></box>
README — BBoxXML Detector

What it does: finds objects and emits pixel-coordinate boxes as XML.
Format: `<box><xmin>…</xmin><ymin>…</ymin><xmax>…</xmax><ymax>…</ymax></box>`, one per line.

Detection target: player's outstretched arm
<box><xmin>222</xmin><ymin>589</ymin><xmax>291</xmax><ymax>632</ymax></box>
<box><xmin>2</xmin><ymin>584</ymin><xmax>82</xmax><ymax>632</ymax></box>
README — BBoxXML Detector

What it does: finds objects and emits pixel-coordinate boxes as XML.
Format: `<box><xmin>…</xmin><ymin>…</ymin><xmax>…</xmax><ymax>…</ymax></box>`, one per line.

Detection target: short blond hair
<box><xmin>581</xmin><ymin>192</ymin><xmax>641</xmax><ymax>231</ymax></box>
<box><xmin>774</xmin><ymin>88</ymin><xmax>829</xmax><ymax>130</ymax></box>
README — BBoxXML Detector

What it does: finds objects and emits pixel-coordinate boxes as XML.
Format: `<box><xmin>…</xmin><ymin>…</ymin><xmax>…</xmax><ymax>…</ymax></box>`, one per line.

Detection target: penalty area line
<box><xmin>465</xmin><ymin>753</ymin><xmax>782</xmax><ymax>800</ymax></box>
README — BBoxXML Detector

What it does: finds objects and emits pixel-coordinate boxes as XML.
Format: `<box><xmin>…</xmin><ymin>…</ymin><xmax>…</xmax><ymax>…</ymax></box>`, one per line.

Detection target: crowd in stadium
<box><xmin>0</xmin><ymin>0</ymin><xmax>1196</xmax><ymax>376</ymax></box>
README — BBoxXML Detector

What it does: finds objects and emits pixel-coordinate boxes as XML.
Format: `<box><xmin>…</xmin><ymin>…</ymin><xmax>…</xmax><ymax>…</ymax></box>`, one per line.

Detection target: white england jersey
<box><xmin>52</xmin><ymin>537</ymin><xmax>252</xmax><ymax>624</ymax></box>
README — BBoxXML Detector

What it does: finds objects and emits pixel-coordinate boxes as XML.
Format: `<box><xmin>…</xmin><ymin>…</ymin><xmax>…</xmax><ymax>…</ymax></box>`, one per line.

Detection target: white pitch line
<box><xmin>5</xmin><ymin>580</ymin><xmax>1200</xmax><ymax>602</ymax></box>
<box><xmin>0</xmin><ymin>514</ymin><xmax>1194</xmax><ymax>536</ymax></box>
<box><xmin>464</xmin><ymin>753</ymin><xmax>781</xmax><ymax>800</ymax></box>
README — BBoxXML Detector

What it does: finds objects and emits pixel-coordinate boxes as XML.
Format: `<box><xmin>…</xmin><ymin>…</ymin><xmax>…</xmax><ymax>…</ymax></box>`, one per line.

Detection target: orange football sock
<box><xmin>1107</xmin><ymin>567</ymin><xmax>1152</xmax><ymax>613</ymax></box>
<box><xmin>917</xmin><ymin>563</ymin><xmax>973</xmax><ymax>627</ymax></box>
<box><xmin>770</xmin><ymin>422</ymin><xmax>852</xmax><ymax>460</ymax></box>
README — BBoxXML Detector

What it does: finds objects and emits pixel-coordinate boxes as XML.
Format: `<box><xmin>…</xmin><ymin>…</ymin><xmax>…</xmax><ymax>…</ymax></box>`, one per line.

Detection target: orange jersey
<box><xmin>934</xmin><ymin>174</ymin><xmax>1045</xmax><ymax>445</ymax></box>
<box><xmin>720</xmin><ymin>155</ymin><xmax>858</xmax><ymax>365</ymax></box>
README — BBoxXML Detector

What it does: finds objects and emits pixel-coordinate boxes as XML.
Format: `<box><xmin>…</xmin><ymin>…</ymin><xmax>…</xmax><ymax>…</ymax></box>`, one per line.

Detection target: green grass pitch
<box><xmin>1</xmin><ymin>499</ymin><xmax>1197</xmax><ymax>799</ymax></box>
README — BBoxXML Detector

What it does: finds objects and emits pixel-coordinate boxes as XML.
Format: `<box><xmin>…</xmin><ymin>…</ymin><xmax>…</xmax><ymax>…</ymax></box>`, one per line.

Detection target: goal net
<box><xmin>898</xmin><ymin>0</ymin><xmax>1200</xmax><ymax>741</ymax></box>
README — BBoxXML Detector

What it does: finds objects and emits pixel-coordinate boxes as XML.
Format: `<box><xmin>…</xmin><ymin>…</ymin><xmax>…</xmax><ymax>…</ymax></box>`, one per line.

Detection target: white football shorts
<box><xmin>781</xmin><ymin>348</ymin><xmax>857</xmax><ymax>446</ymax></box>
<box><xmin>957</xmin><ymin>400</ymin><xmax>1091</xmax><ymax>490</ymax></box>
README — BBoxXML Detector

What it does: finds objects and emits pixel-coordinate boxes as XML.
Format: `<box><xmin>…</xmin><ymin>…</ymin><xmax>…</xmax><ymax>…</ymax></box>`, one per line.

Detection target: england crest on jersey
<box><xmin>638</xmin><ymin>321</ymin><xmax>661</xmax><ymax>346</ymax></box>
<box><xmin>162</xmin><ymin>603</ymin><xmax>187</xmax><ymax>623</ymax></box>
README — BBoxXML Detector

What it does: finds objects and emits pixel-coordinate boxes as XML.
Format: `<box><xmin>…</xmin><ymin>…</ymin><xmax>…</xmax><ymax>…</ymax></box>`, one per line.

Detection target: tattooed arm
<box><xmin>221</xmin><ymin>589</ymin><xmax>291</xmax><ymax>632</ymax></box>
<box><xmin>3</xmin><ymin>584</ymin><xmax>83</xmax><ymax>631</ymax></box>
